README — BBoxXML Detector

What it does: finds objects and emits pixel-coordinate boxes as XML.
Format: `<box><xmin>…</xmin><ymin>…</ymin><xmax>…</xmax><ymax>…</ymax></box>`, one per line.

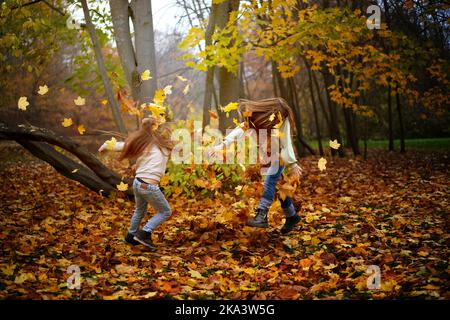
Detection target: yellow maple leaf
<box><xmin>209</xmin><ymin>110</ymin><xmax>218</xmax><ymax>119</ymax></box>
<box><xmin>37</xmin><ymin>85</ymin><xmax>48</xmax><ymax>95</ymax></box>
<box><xmin>116</xmin><ymin>181</ymin><xmax>128</xmax><ymax>191</ymax></box>
<box><xmin>318</xmin><ymin>157</ymin><xmax>327</xmax><ymax>171</ymax></box>
<box><xmin>221</xmin><ymin>102</ymin><xmax>239</xmax><ymax>113</ymax></box>
<box><xmin>141</xmin><ymin>69</ymin><xmax>152</xmax><ymax>81</ymax></box>
<box><xmin>273</xmin><ymin>111</ymin><xmax>284</xmax><ymax>129</ymax></box>
<box><xmin>183</xmin><ymin>84</ymin><xmax>190</xmax><ymax>95</ymax></box>
<box><xmin>62</xmin><ymin>118</ymin><xmax>73</xmax><ymax>127</ymax></box>
<box><xmin>105</xmin><ymin>137</ymin><xmax>117</xmax><ymax>150</ymax></box>
<box><xmin>272</xmin><ymin>130</ymin><xmax>285</xmax><ymax>138</ymax></box>
<box><xmin>163</xmin><ymin>85</ymin><xmax>172</xmax><ymax>95</ymax></box>
<box><xmin>269</xmin><ymin>113</ymin><xmax>276</xmax><ymax>121</ymax></box>
<box><xmin>74</xmin><ymin>96</ymin><xmax>85</xmax><ymax>106</ymax></box>
<box><xmin>1</xmin><ymin>264</ymin><xmax>16</xmax><ymax>276</ymax></box>
<box><xmin>101</xmin><ymin>99</ymin><xmax>108</xmax><ymax>105</ymax></box>
<box><xmin>143</xmin><ymin>292</ymin><xmax>158</xmax><ymax>298</ymax></box>
<box><xmin>301</xmin><ymin>234</ymin><xmax>311</xmax><ymax>241</ymax></box>
<box><xmin>153</xmin><ymin>89</ymin><xmax>166</xmax><ymax>105</ymax></box>
<box><xmin>278</xmin><ymin>182</ymin><xmax>296</xmax><ymax>201</ymax></box>
<box><xmin>329</xmin><ymin>139</ymin><xmax>341</xmax><ymax>149</ymax></box>
<box><xmin>18</xmin><ymin>96</ymin><xmax>29</xmax><ymax>110</ymax></box>
<box><xmin>14</xmin><ymin>272</ymin><xmax>36</xmax><ymax>284</ymax></box>
<box><xmin>77</xmin><ymin>124</ymin><xmax>86</xmax><ymax>135</ymax></box>
<box><xmin>142</xmin><ymin>103</ymin><xmax>166</xmax><ymax>117</ymax></box>
<box><xmin>188</xmin><ymin>270</ymin><xmax>203</xmax><ymax>279</ymax></box>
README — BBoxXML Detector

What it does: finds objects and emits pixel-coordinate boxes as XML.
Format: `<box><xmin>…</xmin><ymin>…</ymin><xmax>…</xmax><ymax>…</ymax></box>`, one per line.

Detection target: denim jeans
<box><xmin>128</xmin><ymin>178</ymin><xmax>172</xmax><ymax>234</ymax></box>
<box><xmin>257</xmin><ymin>165</ymin><xmax>296</xmax><ymax>217</ymax></box>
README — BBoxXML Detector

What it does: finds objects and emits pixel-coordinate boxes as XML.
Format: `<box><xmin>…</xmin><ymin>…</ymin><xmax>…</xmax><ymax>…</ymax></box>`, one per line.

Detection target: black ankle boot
<box><xmin>124</xmin><ymin>232</ymin><xmax>139</xmax><ymax>245</ymax></box>
<box><xmin>133</xmin><ymin>230</ymin><xmax>156</xmax><ymax>251</ymax></box>
<box><xmin>246</xmin><ymin>208</ymin><xmax>269</xmax><ymax>228</ymax></box>
<box><xmin>281</xmin><ymin>214</ymin><xmax>301</xmax><ymax>234</ymax></box>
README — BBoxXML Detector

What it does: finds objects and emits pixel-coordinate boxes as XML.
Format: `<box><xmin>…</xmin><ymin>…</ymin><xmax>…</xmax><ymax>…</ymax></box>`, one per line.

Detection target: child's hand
<box><xmin>98</xmin><ymin>143</ymin><xmax>107</xmax><ymax>153</ymax></box>
<box><xmin>288</xmin><ymin>163</ymin><xmax>303</xmax><ymax>180</ymax></box>
<box><xmin>208</xmin><ymin>144</ymin><xmax>224</xmax><ymax>158</ymax></box>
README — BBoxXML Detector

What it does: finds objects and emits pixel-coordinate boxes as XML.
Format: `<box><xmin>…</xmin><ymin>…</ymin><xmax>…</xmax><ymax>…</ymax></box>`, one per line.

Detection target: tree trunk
<box><xmin>387</xmin><ymin>84</ymin><xmax>394</xmax><ymax>151</ymax></box>
<box><xmin>396</xmin><ymin>90</ymin><xmax>406</xmax><ymax>153</ymax></box>
<box><xmin>80</xmin><ymin>0</ymin><xmax>127</xmax><ymax>134</ymax></box>
<box><xmin>323</xmin><ymin>71</ymin><xmax>345</xmax><ymax>157</ymax></box>
<box><xmin>0</xmin><ymin>122</ymin><xmax>133</xmax><ymax>198</ymax></box>
<box><xmin>109</xmin><ymin>0</ymin><xmax>139</xmax><ymax>100</ymax></box>
<box><xmin>272</xmin><ymin>60</ymin><xmax>315</xmax><ymax>156</ymax></box>
<box><xmin>306</xmin><ymin>63</ymin><xmax>324</xmax><ymax>155</ymax></box>
<box><xmin>201</xmin><ymin>1</ymin><xmax>218</xmax><ymax>129</ymax></box>
<box><xmin>215</xmin><ymin>0</ymin><xmax>240</xmax><ymax>133</ymax></box>
<box><xmin>133</xmin><ymin>0</ymin><xmax>158</xmax><ymax>106</ymax></box>
<box><xmin>343</xmin><ymin>107</ymin><xmax>360</xmax><ymax>155</ymax></box>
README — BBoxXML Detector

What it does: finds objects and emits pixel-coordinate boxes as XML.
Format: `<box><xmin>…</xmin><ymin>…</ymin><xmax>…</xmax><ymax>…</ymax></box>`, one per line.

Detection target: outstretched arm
<box><xmin>98</xmin><ymin>141</ymin><xmax>125</xmax><ymax>153</ymax></box>
<box><xmin>209</xmin><ymin>123</ymin><xmax>245</xmax><ymax>156</ymax></box>
<box><xmin>280</xmin><ymin>120</ymin><xmax>303</xmax><ymax>179</ymax></box>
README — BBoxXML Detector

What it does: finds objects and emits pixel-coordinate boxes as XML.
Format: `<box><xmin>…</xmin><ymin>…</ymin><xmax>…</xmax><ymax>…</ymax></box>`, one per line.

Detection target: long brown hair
<box><xmin>118</xmin><ymin>117</ymin><xmax>174</xmax><ymax>161</ymax></box>
<box><xmin>238</xmin><ymin>97</ymin><xmax>296</xmax><ymax>134</ymax></box>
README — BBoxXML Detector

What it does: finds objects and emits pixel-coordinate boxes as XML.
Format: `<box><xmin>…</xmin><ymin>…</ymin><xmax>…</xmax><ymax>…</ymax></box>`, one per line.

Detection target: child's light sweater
<box><xmin>223</xmin><ymin>119</ymin><xmax>297</xmax><ymax>165</ymax></box>
<box><xmin>102</xmin><ymin>142</ymin><xmax>169</xmax><ymax>182</ymax></box>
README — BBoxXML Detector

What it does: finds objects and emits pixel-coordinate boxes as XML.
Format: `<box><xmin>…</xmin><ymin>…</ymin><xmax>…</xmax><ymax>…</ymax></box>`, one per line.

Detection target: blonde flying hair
<box><xmin>238</xmin><ymin>97</ymin><xmax>296</xmax><ymax>134</ymax></box>
<box><xmin>118</xmin><ymin>117</ymin><xmax>174</xmax><ymax>161</ymax></box>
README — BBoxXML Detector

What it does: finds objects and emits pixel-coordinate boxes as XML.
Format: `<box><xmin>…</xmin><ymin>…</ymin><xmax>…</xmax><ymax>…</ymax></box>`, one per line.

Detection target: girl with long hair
<box><xmin>99</xmin><ymin>117</ymin><xmax>174</xmax><ymax>250</ymax></box>
<box><xmin>211</xmin><ymin>97</ymin><xmax>303</xmax><ymax>234</ymax></box>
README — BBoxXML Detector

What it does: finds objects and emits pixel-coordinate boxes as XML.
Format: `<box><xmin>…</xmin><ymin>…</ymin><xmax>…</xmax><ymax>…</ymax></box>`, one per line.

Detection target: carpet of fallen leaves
<box><xmin>0</xmin><ymin>143</ymin><xmax>449</xmax><ymax>300</ymax></box>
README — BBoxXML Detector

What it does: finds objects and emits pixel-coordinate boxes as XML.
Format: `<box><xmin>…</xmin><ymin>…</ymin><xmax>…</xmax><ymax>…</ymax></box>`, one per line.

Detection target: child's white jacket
<box><xmin>223</xmin><ymin>119</ymin><xmax>297</xmax><ymax>165</ymax></box>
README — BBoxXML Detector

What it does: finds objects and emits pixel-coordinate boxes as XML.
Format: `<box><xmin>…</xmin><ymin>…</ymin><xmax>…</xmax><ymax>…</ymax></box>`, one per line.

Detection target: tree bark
<box><xmin>80</xmin><ymin>0</ymin><xmax>127</xmax><ymax>134</ymax></box>
<box><xmin>396</xmin><ymin>90</ymin><xmax>406</xmax><ymax>153</ymax></box>
<box><xmin>387</xmin><ymin>84</ymin><xmax>394</xmax><ymax>151</ymax></box>
<box><xmin>215</xmin><ymin>0</ymin><xmax>240</xmax><ymax>132</ymax></box>
<box><xmin>0</xmin><ymin>122</ymin><xmax>132</xmax><ymax>197</ymax></box>
<box><xmin>109</xmin><ymin>0</ymin><xmax>139</xmax><ymax>100</ymax></box>
<box><xmin>133</xmin><ymin>0</ymin><xmax>158</xmax><ymax>106</ymax></box>
<box><xmin>17</xmin><ymin>139</ymin><xmax>118</xmax><ymax>195</ymax></box>
<box><xmin>306</xmin><ymin>64</ymin><xmax>324</xmax><ymax>156</ymax></box>
<box><xmin>322</xmin><ymin>71</ymin><xmax>345</xmax><ymax>157</ymax></box>
<box><xmin>201</xmin><ymin>1</ymin><xmax>218</xmax><ymax>129</ymax></box>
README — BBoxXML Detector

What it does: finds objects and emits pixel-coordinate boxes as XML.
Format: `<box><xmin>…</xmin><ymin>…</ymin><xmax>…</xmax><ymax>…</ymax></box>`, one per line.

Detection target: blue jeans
<box><xmin>128</xmin><ymin>178</ymin><xmax>172</xmax><ymax>234</ymax></box>
<box><xmin>257</xmin><ymin>165</ymin><xmax>296</xmax><ymax>217</ymax></box>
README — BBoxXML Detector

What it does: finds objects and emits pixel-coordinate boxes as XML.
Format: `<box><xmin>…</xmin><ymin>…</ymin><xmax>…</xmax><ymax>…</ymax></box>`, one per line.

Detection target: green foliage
<box><xmin>163</xmin><ymin>162</ymin><xmax>244</xmax><ymax>198</ymax></box>
<box><xmin>0</xmin><ymin>0</ymin><xmax>75</xmax><ymax>81</ymax></box>
<box><xmin>178</xmin><ymin>1</ymin><xmax>449</xmax><ymax>117</ymax></box>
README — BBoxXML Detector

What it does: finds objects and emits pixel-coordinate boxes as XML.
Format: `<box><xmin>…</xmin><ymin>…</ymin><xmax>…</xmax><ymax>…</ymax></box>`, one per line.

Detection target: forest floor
<box><xmin>0</xmin><ymin>143</ymin><xmax>449</xmax><ymax>300</ymax></box>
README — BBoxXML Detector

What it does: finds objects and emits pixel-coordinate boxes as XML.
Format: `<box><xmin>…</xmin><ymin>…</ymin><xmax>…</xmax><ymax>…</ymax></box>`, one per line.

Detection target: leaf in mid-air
<box><xmin>153</xmin><ymin>89</ymin><xmax>166</xmax><ymax>105</ymax></box>
<box><xmin>105</xmin><ymin>137</ymin><xmax>117</xmax><ymax>151</ymax></box>
<box><xmin>62</xmin><ymin>118</ymin><xmax>73</xmax><ymax>127</ymax></box>
<box><xmin>141</xmin><ymin>69</ymin><xmax>152</xmax><ymax>81</ymax></box>
<box><xmin>116</xmin><ymin>181</ymin><xmax>128</xmax><ymax>191</ymax></box>
<box><xmin>329</xmin><ymin>139</ymin><xmax>341</xmax><ymax>149</ymax></box>
<box><xmin>37</xmin><ymin>85</ymin><xmax>48</xmax><ymax>95</ymax></box>
<box><xmin>221</xmin><ymin>102</ymin><xmax>239</xmax><ymax>113</ymax></box>
<box><xmin>183</xmin><ymin>84</ymin><xmax>190</xmax><ymax>95</ymax></box>
<box><xmin>77</xmin><ymin>124</ymin><xmax>86</xmax><ymax>135</ymax></box>
<box><xmin>18</xmin><ymin>96</ymin><xmax>29</xmax><ymax>110</ymax></box>
<box><xmin>318</xmin><ymin>157</ymin><xmax>327</xmax><ymax>171</ymax></box>
<box><xmin>163</xmin><ymin>85</ymin><xmax>173</xmax><ymax>95</ymax></box>
<box><xmin>74</xmin><ymin>96</ymin><xmax>85</xmax><ymax>106</ymax></box>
